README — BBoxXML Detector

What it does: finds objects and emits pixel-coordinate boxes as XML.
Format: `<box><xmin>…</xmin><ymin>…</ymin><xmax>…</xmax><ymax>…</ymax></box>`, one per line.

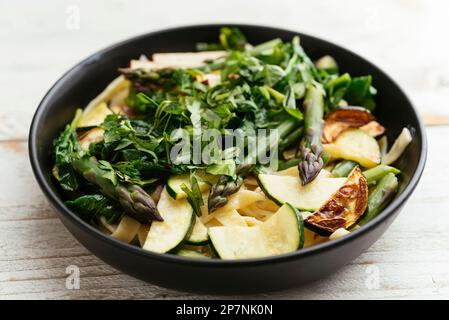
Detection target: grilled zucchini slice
<box><xmin>209</xmin><ymin>203</ymin><xmax>304</xmax><ymax>259</ymax></box>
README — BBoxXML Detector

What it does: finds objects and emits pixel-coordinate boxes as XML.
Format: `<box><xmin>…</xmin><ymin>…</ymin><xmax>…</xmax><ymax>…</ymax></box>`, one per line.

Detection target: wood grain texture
<box><xmin>1</xmin><ymin>0</ymin><xmax>449</xmax><ymax>141</ymax></box>
<box><xmin>0</xmin><ymin>126</ymin><xmax>447</xmax><ymax>300</ymax></box>
<box><xmin>0</xmin><ymin>0</ymin><xmax>448</xmax><ymax>299</ymax></box>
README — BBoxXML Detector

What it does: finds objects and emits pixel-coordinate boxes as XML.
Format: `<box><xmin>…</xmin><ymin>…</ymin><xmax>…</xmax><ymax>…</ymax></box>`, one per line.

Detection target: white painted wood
<box><xmin>1</xmin><ymin>0</ymin><xmax>449</xmax><ymax>140</ymax></box>
<box><xmin>0</xmin><ymin>127</ymin><xmax>446</xmax><ymax>300</ymax></box>
<box><xmin>0</xmin><ymin>0</ymin><xmax>448</xmax><ymax>299</ymax></box>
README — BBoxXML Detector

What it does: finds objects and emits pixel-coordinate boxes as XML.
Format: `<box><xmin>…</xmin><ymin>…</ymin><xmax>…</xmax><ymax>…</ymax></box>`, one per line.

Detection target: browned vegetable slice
<box><xmin>360</xmin><ymin>121</ymin><xmax>385</xmax><ymax>137</ymax></box>
<box><xmin>322</xmin><ymin>107</ymin><xmax>375</xmax><ymax>143</ymax></box>
<box><xmin>305</xmin><ymin>167</ymin><xmax>368</xmax><ymax>235</ymax></box>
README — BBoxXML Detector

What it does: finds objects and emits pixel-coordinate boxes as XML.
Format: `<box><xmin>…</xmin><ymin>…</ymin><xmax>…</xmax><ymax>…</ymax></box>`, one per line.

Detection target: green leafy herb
<box><xmin>344</xmin><ymin>75</ymin><xmax>376</xmax><ymax>110</ymax></box>
<box><xmin>52</xmin><ymin>109</ymin><xmax>83</xmax><ymax>191</ymax></box>
<box><xmin>54</xmin><ymin>27</ymin><xmax>379</xmax><ymax>222</ymax></box>
<box><xmin>181</xmin><ymin>175</ymin><xmax>204</xmax><ymax>217</ymax></box>
<box><xmin>283</xmin><ymin>85</ymin><xmax>303</xmax><ymax>121</ymax></box>
<box><xmin>65</xmin><ymin>194</ymin><xmax>122</xmax><ymax>224</ymax></box>
<box><xmin>196</xmin><ymin>27</ymin><xmax>247</xmax><ymax>51</ymax></box>
<box><xmin>325</xmin><ymin>73</ymin><xmax>352</xmax><ymax>111</ymax></box>
<box><xmin>206</xmin><ymin>159</ymin><xmax>237</xmax><ymax>179</ymax></box>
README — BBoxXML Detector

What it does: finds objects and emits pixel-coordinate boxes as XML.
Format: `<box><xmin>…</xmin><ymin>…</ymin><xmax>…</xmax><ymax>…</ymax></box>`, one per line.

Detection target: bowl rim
<box><xmin>29</xmin><ymin>23</ymin><xmax>427</xmax><ymax>267</ymax></box>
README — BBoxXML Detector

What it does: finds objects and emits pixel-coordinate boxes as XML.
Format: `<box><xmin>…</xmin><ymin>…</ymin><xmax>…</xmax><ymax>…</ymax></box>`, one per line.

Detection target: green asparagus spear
<box><xmin>246</xmin><ymin>118</ymin><xmax>297</xmax><ymax>165</ymax></box>
<box><xmin>207</xmin><ymin>118</ymin><xmax>298</xmax><ymax>213</ymax></box>
<box><xmin>358</xmin><ymin>173</ymin><xmax>399</xmax><ymax>226</ymax></box>
<box><xmin>278</xmin><ymin>127</ymin><xmax>304</xmax><ymax>152</ymax></box>
<box><xmin>207</xmin><ymin>175</ymin><xmax>244</xmax><ymax>213</ymax></box>
<box><xmin>363</xmin><ymin>165</ymin><xmax>400</xmax><ymax>186</ymax></box>
<box><xmin>119</xmin><ymin>67</ymin><xmax>163</xmax><ymax>82</ymax></box>
<box><xmin>298</xmin><ymin>83</ymin><xmax>325</xmax><ymax>185</ymax></box>
<box><xmin>331</xmin><ymin>160</ymin><xmax>358</xmax><ymax>177</ymax></box>
<box><xmin>72</xmin><ymin>156</ymin><xmax>162</xmax><ymax>223</ymax></box>
<box><xmin>278</xmin><ymin>158</ymin><xmax>301</xmax><ymax>171</ymax></box>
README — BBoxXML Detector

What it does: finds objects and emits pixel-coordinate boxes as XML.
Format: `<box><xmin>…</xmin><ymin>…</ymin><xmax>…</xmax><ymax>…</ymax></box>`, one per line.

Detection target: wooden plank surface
<box><xmin>1</xmin><ymin>0</ymin><xmax>448</xmax><ymax>299</ymax></box>
<box><xmin>0</xmin><ymin>126</ymin><xmax>448</xmax><ymax>299</ymax></box>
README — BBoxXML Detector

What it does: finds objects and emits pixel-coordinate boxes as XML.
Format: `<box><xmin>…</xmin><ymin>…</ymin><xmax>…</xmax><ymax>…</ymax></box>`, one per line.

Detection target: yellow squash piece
<box><xmin>77</xmin><ymin>102</ymin><xmax>112</xmax><ymax>128</ymax></box>
<box><xmin>323</xmin><ymin>129</ymin><xmax>381</xmax><ymax>168</ymax></box>
<box><xmin>258</xmin><ymin>170</ymin><xmax>346</xmax><ymax>211</ymax></box>
<box><xmin>143</xmin><ymin>188</ymin><xmax>194</xmax><ymax>253</ymax></box>
<box><xmin>82</xmin><ymin>75</ymin><xmax>130</xmax><ymax>116</ymax></box>
<box><xmin>209</xmin><ymin>203</ymin><xmax>303</xmax><ymax>259</ymax></box>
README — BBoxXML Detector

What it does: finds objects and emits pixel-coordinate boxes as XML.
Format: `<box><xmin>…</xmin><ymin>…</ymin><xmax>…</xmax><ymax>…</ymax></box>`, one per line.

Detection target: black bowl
<box><xmin>29</xmin><ymin>24</ymin><xmax>426</xmax><ymax>294</ymax></box>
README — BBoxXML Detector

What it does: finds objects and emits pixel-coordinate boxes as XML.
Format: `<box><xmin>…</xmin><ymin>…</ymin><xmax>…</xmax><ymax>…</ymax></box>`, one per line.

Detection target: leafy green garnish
<box><xmin>325</xmin><ymin>73</ymin><xmax>352</xmax><ymax>110</ymax></box>
<box><xmin>283</xmin><ymin>85</ymin><xmax>303</xmax><ymax>121</ymax></box>
<box><xmin>65</xmin><ymin>194</ymin><xmax>122</xmax><ymax>224</ymax></box>
<box><xmin>197</xmin><ymin>27</ymin><xmax>247</xmax><ymax>51</ymax></box>
<box><xmin>53</xmin><ymin>27</ymin><xmax>379</xmax><ymax>221</ymax></box>
<box><xmin>344</xmin><ymin>75</ymin><xmax>376</xmax><ymax>110</ymax></box>
<box><xmin>52</xmin><ymin>109</ymin><xmax>83</xmax><ymax>191</ymax></box>
<box><xmin>206</xmin><ymin>159</ymin><xmax>237</xmax><ymax>179</ymax></box>
<box><xmin>180</xmin><ymin>175</ymin><xmax>204</xmax><ymax>217</ymax></box>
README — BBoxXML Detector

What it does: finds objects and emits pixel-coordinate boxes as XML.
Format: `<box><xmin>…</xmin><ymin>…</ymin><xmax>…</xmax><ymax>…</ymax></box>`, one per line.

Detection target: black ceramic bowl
<box><xmin>29</xmin><ymin>24</ymin><xmax>426</xmax><ymax>294</ymax></box>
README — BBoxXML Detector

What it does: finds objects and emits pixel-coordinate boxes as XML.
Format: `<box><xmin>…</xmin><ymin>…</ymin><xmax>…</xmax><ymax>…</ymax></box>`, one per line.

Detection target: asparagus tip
<box><xmin>298</xmin><ymin>144</ymin><xmax>323</xmax><ymax>185</ymax></box>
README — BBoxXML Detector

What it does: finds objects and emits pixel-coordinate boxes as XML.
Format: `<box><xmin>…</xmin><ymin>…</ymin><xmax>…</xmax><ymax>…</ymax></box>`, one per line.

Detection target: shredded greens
<box><xmin>52</xmin><ymin>27</ymin><xmax>379</xmax><ymax>226</ymax></box>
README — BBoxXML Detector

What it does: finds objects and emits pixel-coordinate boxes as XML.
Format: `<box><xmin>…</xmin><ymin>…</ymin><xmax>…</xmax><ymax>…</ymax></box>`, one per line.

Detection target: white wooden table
<box><xmin>1</xmin><ymin>0</ymin><xmax>449</xmax><ymax>299</ymax></box>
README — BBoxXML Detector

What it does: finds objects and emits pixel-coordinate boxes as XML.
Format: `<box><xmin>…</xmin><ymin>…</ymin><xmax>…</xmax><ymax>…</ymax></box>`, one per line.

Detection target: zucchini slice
<box><xmin>166</xmin><ymin>174</ymin><xmax>212</xmax><ymax>200</ymax></box>
<box><xmin>258</xmin><ymin>171</ymin><xmax>346</xmax><ymax>211</ymax></box>
<box><xmin>305</xmin><ymin>167</ymin><xmax>368</xmax><ymax>235</ymax></box>
<box><xmin>209</xmin><ymin>203</ymin><xmax>304</xmax><ymax>259</ymax></box>
<box><xmin>143</xmin><ymin>188</ymin><xmax>195</xmax><ymax>253</ymax></box>
<box><xmin>176</xmin><ymin>249</ymin><xmax>210</xmax><ymax>258</ymax></box>
<box><xmin>323</xmin><ymin>128</ymin><xmax>381</xmax><ymax>168</ymax></box>
<box><xmin>186</xmin><ymin>217</ymin><xmax>209</xmax><ymax>244</ymax></box>
<box><xmin>175</xmin><ymin>244</ymin><xmax>216</xmax><ymax>258</ymax></box>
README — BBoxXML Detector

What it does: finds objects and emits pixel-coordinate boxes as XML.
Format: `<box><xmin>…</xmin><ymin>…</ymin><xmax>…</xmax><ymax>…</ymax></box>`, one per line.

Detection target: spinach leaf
<box><xmin>219</xmin><ymin>27</ymin><xmax>247</xmax><ymax>51</ymax></box>
<box><xmin>206</xmin><ymin>159</ymin><xmax>237</xmax><ymax>179</ymax></box>
<box><xmin>249</xmin><ymin>38</ymin><xmax>283</xmax><ymax>57</ymax></box>
<box><xmin>344</xmin><ymin>75</ymin><xmax>376</xmax><ymax>110</ymax></box>
<box><xmin>196</xmin><ymin>27</ymin><xmax>247</xmax><ymax>51</ymax></box>
<box><xmin>256</xmin><ymin>64</ymin><xmax>286</xmax><ymax>86</ymax></box>
<box><xmin>102</xmin><ymin>114</ymin><xmax>162</xmax><ymax>160</ymax></box>
<box><xmin>65</xmin><ymin>194</ymin><xmax>122</xmax><ymax>224</ymax></box>
<box><xmin>282</xmin><ymin>85</ymin><xmax>303</xmax><ymax>121</ymax></box>
<box><xmin>186</xmin><ymin>98</ymin><xmax>202</xmax><ymax>131</ymax></box>
<box><xmin>98</xmin><ymin>160</ymin><xmax>117</xmax><ymax>186</ymax></box>
<box><xmin>52</xmin><ymin>109</ymin><xmax>83</xmax><ymax>191</ymax></box>
<box><xmin>113</xmin><ymin>161</ymin><xmax>159</xmax><ymax>186</ymax></box>
<box><xmin>325</xmin><ymin>73</ymin><xmax>352</xmax><ymax>111</ymax></box>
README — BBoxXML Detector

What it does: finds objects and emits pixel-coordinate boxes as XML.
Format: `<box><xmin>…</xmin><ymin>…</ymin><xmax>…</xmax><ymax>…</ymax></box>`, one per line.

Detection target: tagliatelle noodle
<box><xmin>111</xmin><ymin>216</ymin><xmax>141</xmax><ymax>243</ymax></box>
